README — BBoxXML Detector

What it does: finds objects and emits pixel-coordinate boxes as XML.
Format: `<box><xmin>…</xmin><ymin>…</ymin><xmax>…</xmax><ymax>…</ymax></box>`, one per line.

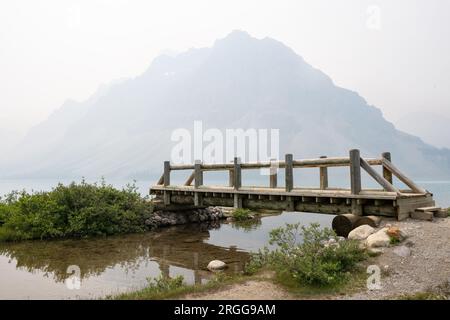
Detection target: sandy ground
<box><xmin>182</xmin><ymin>217</ymin><xmax>450</xmax><ymax>300</ymax></box>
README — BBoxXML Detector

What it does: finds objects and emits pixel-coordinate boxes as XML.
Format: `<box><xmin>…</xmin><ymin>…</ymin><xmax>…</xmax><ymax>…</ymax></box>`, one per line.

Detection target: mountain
<box><xmin>396</xmin><ymin>112</ymin><xmax>450</xmax><ymax>149</ymax></box>
<box><xmin>2</xmin><ymin>30</ymin><xmax>450</xmax><ymax>180</ymax></box>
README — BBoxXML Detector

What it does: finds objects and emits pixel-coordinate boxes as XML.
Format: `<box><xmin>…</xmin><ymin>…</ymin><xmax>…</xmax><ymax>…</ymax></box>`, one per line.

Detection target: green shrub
<box><xmin>0</xmin><ymin>180</ymin><xmax>153</xmax><ymax>241</ymax></box>
<box><xmin>231</xmin><ymin>208</ymin><xmax>253</xmax><ymax>221</ymax></box>
<box><xmin>246</xmin><ymin>223</ymin><xmax>366</xmax><ymax>287</ymax></box>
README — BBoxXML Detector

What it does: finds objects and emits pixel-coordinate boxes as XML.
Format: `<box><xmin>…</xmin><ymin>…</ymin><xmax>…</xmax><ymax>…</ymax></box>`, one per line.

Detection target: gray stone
<box><xmin>366</xmin><ymin>227</ymin><xmax>391</xmax><ymax>248</ymax></box>
<box><xmin>348</xmin><ymin>225</ymin><xmax>375</xmax><ymax>240</ymax></box>
<box><xmin>393</xmin><ymin>245</ymin><xmax>411</xmax><ymax>257</ymax></box>
<box><xmin>207</xmin><ymin>260</ymin><xmax>226</xmax><ymax>271</ymax></box>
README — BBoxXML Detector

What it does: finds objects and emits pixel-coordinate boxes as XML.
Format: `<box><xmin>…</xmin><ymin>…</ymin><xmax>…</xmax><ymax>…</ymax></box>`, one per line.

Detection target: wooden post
<box><xmin>381</xmin><ymin>152</ymin><xmax>393</xmax><ymax>184</ymax></box>
<box><xmin>233</xmin><ymin>157</ymin><xmax>241</xmax><ymax>190</ymax></box>
<box><xmin>228</xmin><ymin>170</ymin><xmax>234</xmax><ymax>187</ymax></box>
<box><xmin>163</xmin><ymin>161</ymin><xmax>170</xmax><ymax>186</ymax></box>
<box><xmin>269</xmin><ymin>159</ymin><xmax>277</xmax><ymax>188</ymax></box>
<box><xmin>285</xmin><ymin>154</ymin><xmax>293</xmax><ymax>192</ymax></box>
<box><xmin>163</xmin><ymin>161</ymin><xmax>171</xmax><ymax>205</ymax></box>
<box><xmin>349</xmin><ymin>149</ymin><xmax>361</xmax><ymax>195</ymax></box>
<box><xmin>319</xmin><ymin>156</ymin><xmax>328</xmax><ymax>190</ymax></box>
<box><xmin>194</xmin><ymin>161</ymin><xmax>203</xmax><ymax>206</ymax></box>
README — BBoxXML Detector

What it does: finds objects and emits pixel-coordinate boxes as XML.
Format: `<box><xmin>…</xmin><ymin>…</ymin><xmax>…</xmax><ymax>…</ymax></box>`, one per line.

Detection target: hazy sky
<box><xmin>1</xmin><ymin>0</ymin><xmax>449</xmax><ymax>134</ymax></box>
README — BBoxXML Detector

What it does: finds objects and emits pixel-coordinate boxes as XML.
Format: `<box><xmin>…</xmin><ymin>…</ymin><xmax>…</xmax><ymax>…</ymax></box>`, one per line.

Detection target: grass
<box><xmin>0</xmin><ymin>180</ymin><xmax>153</xmax><ymax>242</ymax></box>
<box><xmin>111</xmin><ymin>273</ymin><xmax>249</xmax><ymax>300</ymax></box>
<box><xmin>231</xmin><ymin>208</ymin><xmax>254</xmax><ymax>221</ymax></box>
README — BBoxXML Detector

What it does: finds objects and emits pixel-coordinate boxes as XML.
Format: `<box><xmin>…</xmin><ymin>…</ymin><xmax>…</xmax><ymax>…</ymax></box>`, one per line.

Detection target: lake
<box><xmin>0</xmin><ymin>178</ymin><xmax>448</xmax><ymax>299</ymax></box>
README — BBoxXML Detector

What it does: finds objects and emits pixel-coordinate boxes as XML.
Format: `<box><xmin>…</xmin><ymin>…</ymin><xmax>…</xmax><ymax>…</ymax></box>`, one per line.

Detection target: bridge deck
<box><xmin>150</xmin><ymin>150</ymin><xmax>435</xmax><ymax>220</ymax></box>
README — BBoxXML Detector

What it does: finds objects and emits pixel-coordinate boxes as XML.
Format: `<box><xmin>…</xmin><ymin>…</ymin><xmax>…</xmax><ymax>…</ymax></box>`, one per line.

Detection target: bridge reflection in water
<box><xmin>0</xmin><ymin>222</ymin><xmax>251</xmax><ymax>285</ymax></box>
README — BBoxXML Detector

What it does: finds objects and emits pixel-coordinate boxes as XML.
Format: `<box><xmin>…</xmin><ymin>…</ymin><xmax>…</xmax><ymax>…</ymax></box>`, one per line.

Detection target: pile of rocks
<box><xmin>145</xmin><ymin>207</ymin><xmax>225</xmax><ymax>229</ymax></box>
<box><xmin>348</xmin><ymin>223</ymin><xmax>409</xmax><ymax>254</ymax></box>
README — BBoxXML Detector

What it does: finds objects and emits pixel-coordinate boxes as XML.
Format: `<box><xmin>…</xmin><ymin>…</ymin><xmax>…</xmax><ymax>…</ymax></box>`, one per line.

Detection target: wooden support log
<box><xmin>332</xmin><ymin>214</ymin><xmax>361</xmax><ymax>237</ymax></box>
<box><xmin>353</xmin><ymin>216</ymin><xmax>382</xmax><ymax>228</ymax></box>
<box><xmin>381</xmin><ymin>152</ymin><xmax>393</xmax><ymax>184</ymax></box>
<box><xmin>184</xmin><ymin>172</ymin><xmax>195</xmax><ymax>186</ymax></box>
<box><xmin>285</xmin><ymin>154</ymin><xmax>293</xmax><ymax>192</ymax></box>
<box><xmin>319</xmin><ymin>156</ymin><xmax>328</xmax><ymax>190</ymax></box>
<box><xmin>360</xmin><ymin>157</ymin><xmax>399</xmax><ymax>193</ymax></box>
<box><xmin>194</xmin><ymin>161</ymin><xmax>203</xmax><ymax>206</ymax></box>
<box><xmin>349</xmin><ymin>149</ymin><xmax>361</xmax><ymax>195</ymax></box>
<box><xmin>157</xmin><ymin>174</ymin><xmax>164</xmax><ymax>185</ymax></box>
<box><xmin>381</xmin><ymin>158</ymin><xmax>427</xmax><ymax>194</ymax></box>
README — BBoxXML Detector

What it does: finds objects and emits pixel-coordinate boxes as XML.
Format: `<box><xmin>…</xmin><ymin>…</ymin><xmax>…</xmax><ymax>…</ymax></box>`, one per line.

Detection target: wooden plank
<box><xmin>234</xmin><ymin>157</ymin><xmax>242</xmax><ymax>190</ymax></box>
<box><xmin>360</xmin><ymin>157</ymin><xmax>400</xmax><ymax>193</ymax></box>
<box><xmin>163</xmin><ymin>161</ymin><xmax>171</xmax><ymax>186</ymax></box>
<box><xmin>415</xmin><ymin>206</ymin><xmax>441</xmax><ymax>212</ymax></box>
<box><xmin>381</xmin><ymin>159</ymin><xmax>427</xmax><ymax>194</ymax></box>
<box><xmin>349</xmin><ymin>149</ymin><xmax>361</xmax><ymax>195</ymax></box>
<box><xmin>285</xmin><ymin>154</ymin><xmax>293</xmax><ymax>192</ymax></box>
<box><xmin>381</xmin><ymin>152</ymin><xmax>393</xmax><ymax>184</ymax></box>
<box><xmin>319</xmin><ymin>156</ymin><xmax>328</xmax><ymax>190</ymax></box>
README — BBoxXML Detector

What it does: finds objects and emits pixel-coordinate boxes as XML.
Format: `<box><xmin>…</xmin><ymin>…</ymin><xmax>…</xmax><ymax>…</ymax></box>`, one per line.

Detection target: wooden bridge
<box><xmin>150</xmin><ymin>149</ymin><xmax>435</xmax><ymax>220</ymax></box>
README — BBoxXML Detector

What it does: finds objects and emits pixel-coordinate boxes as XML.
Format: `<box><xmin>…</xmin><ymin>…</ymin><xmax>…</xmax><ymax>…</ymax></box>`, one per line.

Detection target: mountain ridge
<box><xmin>2</xmin><ymin>30</ymin><xmax>449</xmax><ymax>180</ymax></box>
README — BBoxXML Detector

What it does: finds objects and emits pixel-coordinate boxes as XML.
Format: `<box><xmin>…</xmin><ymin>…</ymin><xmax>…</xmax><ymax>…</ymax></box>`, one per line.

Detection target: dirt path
<box><xmin>182</xmin><ymin>217</ymin><xmax>450</xmax><ymax>300</ymax></box>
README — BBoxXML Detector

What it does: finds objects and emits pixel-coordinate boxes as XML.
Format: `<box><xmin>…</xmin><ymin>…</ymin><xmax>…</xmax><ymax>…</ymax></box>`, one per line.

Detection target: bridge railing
<box><xmin>155</xmin><ymin>149</ymin><xmax>427</xmax><ymax>196</ymax></box>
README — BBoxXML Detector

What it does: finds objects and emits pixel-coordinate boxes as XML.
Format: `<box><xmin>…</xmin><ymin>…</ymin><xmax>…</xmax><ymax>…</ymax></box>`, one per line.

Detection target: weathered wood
<box><xmin>349</xmin><ymin>149</ymin><xmax>361</xmax><ymax>195</ymax></box>
<box><xmin>234</xmin><ymin>157</ymin><xmax>241</xmax><ymax>190</ymax></box>
<box><xmin>228</xmin><ymin>169</ymin><xmax>235</xmax><ymax>187</ymax></box>
<box><xmin>269</xmin><ymin>160</ymin><xmax>278</xmax><ymax>188</ymax></box>
<box><xmin>353</xmin><ymin>216</ymin><xmax>382</xmax><ymax>228</ymax></box>
<box><xmin>184</xmin><ymin>172</ymin><xmax>195</xmax><ymax>186</ymax></box>
<box><xmin>319</xmin><ymin>156</ymin><xmax>328</xmax><ymax>190</ymax></box>
<box><xmin>234</xmin><ymin>194</ymin><xmax>242</xmax><ymax>208</ymax></box>
<box><xmin>332</xmin><ymin>214</ymin><xmax>360</xmax><ymax>237</ymax></box>
<box><xmin>381</xmin><ymin>152</ymin><xmax>393</xmax><ymax>184</ymax></box>
<box><xmin>194</xmin><ymin>161</ymin><xmax>203</xmax><ymax>188</ymax></box>
<box><xmin>169</xmin><ymin>158</ymin><xmax>383</xmax><ymax>171</ymax></box>
<box><xmin>381</xmin><ymin>159</ymin><xmax>427</xmax><ymax>194</ymax></box>
<box><xmin>157</xmin><ymin>174</ymin><xmax>164</xmax><ymax>185</ymax></box>
<box><xmin>164</xmin><ymin>161</ymin><xmax>171</xmax><ymax>186</ymax></box>
<box><xmin>285</xmin><ymin>154</ymin><xmax>293</xmax><ymax>192</ymax></box>
<box><xmin>360</xmin><ymin>157</ymin><xmax>399</xmax><ymax>193</ymax></box>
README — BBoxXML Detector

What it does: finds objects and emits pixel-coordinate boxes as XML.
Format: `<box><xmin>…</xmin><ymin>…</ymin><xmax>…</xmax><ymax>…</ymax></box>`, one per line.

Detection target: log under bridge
<box><xmin>150</xmin><ymin>150</ymin><xmax>436</xmax><ymax>221</ymax></box>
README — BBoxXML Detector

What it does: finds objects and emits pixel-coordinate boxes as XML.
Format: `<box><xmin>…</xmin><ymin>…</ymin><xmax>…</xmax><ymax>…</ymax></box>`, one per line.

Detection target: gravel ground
<box><xmin>181</xmin><ymin>217</ymin><xmax>450</xmax><ymax>300</ymax></box>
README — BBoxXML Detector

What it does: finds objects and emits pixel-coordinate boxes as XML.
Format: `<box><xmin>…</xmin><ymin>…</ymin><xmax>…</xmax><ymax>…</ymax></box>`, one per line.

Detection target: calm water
<box><xmin>0</xmin><ymin>178</ymin><xmax>448</xmax><ymax>299</ymax></box>
<box><xmin>0</xmin><ymin>212</ymin><xmax>332</xmax><ymax>299</ymax></box>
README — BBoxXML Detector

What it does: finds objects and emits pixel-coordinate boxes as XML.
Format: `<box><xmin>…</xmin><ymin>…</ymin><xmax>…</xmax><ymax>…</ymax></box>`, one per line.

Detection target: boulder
<box><xmin>386</xmin><ymin>226</ymin><xmax>407</xmax><ymax>241</ymax></box>
<box><xmin>366</xmin><ymin>227</ymin><xmax>391</xmax><ymax>248</ymax></box>
<box><xmin>393</xmin><ymin>245</ymin><xmax>411</xmax><ymax>257</ymax></box>
<box><xmin>207</xmin><ymin>260</ymin><xmax>227</xmax><ymax>271</ymax></box>
<box><xmin>348</xmin><ymin>225</ymin><xmax>375</xmax><ymax>240</ymax></box>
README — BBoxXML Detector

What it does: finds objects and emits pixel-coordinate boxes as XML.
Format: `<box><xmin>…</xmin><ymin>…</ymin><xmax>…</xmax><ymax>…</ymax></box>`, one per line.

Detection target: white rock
<box><xmin>393</xmin><ymin>245</ymin><xmax>411</xmax><ymax>257</ymax></box>
<box><xmin>207</xmin><ymin>260</ymin><xmax>226</xmax><ymax>271</ymax></box>
<box><xmin>348</xmin><ymin>225</ymin><xmax>375</xmax><ymax>240</ymax></box>
<box><xmin>366</xmin><ymin>227</ymin><xmax>391</xmax><ymax>248</ymax></box>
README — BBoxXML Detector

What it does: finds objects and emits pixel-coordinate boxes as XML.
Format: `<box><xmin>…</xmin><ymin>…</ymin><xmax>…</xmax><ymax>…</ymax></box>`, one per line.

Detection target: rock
<box><xmin>393</xmin><ymin>245</ymin><xmax>411</xmax><ymax>257</ymax></box>
<box><xmin>207</xmin><ymin>260</ymin><xmax>226</xmax><ymax>271</ymax></box>
<box><xmin>366</xmin><ymin>227</ymin><xmax>391</xmax><ymax>248</ymax></box>
<box><xmin>368</xmin><ymin>247</ymin><xmax>384</xmax><ymax>255</ymax></box>
<box><xmin>386</xmin><ymin>226</ymin><xmax>407</xmax><ymax>241</ymax></box>
<box><xmin>336</xmin><ymin>236</ymin><xmax>346</xmax><ymax>242</ymax></box>
<box><xmin>348</xmin><ymin>225</ymin><xmax>375</xmax><ymax>240</ymax></box>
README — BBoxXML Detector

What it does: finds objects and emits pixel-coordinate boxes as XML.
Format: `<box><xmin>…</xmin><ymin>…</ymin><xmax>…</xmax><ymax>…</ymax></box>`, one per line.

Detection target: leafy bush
<box><xmin>0</xmin><ymin>180</ymin><xmax>153</xmax><ymax>241</ymax></box>
<box><xmin>231</xmin><ymin>208</ymin><xmax>253</xmax><ymax>221</ymax></box>
<box><xmin>246</xmin><ymin>223</ymin><xmax>366</xmax><ymax>286</ymax></box>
